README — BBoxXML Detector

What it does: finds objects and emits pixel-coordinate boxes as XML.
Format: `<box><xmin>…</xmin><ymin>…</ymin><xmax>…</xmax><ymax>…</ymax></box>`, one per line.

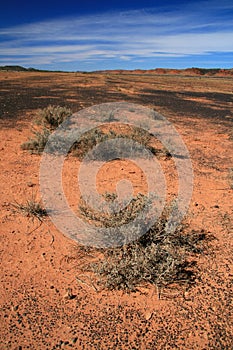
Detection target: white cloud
<box><xmin>0</xmin><ymin>0</ymin><xmax>233</xmax><ymax>68</ymax></box>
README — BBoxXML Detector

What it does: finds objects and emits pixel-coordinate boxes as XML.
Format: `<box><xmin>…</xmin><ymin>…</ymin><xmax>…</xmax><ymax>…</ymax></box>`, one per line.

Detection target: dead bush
<box><xmin>77</xmin><ymin>197</ymin><xmax>213</xmax><ymax>292</ymax></box>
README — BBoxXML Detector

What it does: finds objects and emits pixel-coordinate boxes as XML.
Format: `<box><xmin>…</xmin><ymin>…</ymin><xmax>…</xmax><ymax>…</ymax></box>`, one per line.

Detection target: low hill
<box><xmin>0</xmin><ymin>65</ymin><xmax>233</xmax><ymax>76</ymax></box>
<box><xmin>96</xmin><ymin>67</ymin><xmax>233</xmax><ymax>77</ymax></box>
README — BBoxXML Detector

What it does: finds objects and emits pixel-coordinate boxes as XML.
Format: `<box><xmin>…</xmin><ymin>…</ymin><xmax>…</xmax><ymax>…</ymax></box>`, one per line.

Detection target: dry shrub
<box><xmin>72</xmin><ymin>129</ymin><xmax>112</xmax><ymax>159</ymax></box>
<box><xmin>21</xmin><ymin>127</ymin><xmax>51</xmax><ymax>154</ymax></box>
<box><xmin>21</xmin><ymin>105</ymin><xmax>72</xmax><ymax>153</ymax></box>
<box><xmin>22</xmin><ymin>112</ymin><xmax>170</xmax><ymax>158</ymax></box>
<box><xmin>79</xmin><ymin>193</ymin><xmax>148</xmax><ymax>228</ymax></box>
<box><xmin>92</xmin><ymin>227</ymin><xmax>208</xmax><ymax>292</ymax></box>
<box><xmin>36</xmin><ymin>105</ymin><xmax>72</xmax><ymax>129</ymax></box>
<box><xmin>72</xmin><ymin>125</ymin><xmax>170</xmax><ymax>160</ymax></box>
<box><xmin>77</xmin><ymin>195</ymin><xmax>213</xmax><ymax>292</ymax></box>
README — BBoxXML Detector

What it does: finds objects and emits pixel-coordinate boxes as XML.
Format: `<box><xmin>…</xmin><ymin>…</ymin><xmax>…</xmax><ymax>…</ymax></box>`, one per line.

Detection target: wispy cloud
<box><xmin>0</xmin><ymin>0</ymin><xmax>233</xmax><ymax>69</ymax></box>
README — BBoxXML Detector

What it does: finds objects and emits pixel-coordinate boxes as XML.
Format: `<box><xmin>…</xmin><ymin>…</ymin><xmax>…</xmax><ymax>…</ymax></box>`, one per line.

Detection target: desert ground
<box><xmin>0</xmin><ymin>70</ymin><xmax>233</xmax><ymax>349</ymax></box>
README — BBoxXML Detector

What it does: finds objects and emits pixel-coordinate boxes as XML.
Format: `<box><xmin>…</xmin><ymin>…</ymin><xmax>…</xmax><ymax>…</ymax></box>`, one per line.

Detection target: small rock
<box><xmin>63</xmin><ymin>288</ymin><xmax>76</xmax><ymax>300</ymax></box>
<box><xmin>145</xmin><ymin>310</ymin><xmax>153</xmax><ymax>320</ymax></box>
<box><xmin>27</xmin><ymin>181</ymin><xmax>35</xmax><ymax>187</ymax></box>
<box><xmin>71</xmin><ymin>337</ymin><xmax>78</xmax><ymax>344</ymax></box>
<box><xmin>12</xmin><ymin>305</ymin><xmax>19</xmax><ymax>311</ymax></box>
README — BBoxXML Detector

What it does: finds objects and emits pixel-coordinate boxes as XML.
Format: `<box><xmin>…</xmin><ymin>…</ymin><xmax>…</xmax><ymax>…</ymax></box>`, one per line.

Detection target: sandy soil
<box><xmin>0</xmin><ymin>71</ymin><xmax>233</xmax><ymax>349</ymax></box>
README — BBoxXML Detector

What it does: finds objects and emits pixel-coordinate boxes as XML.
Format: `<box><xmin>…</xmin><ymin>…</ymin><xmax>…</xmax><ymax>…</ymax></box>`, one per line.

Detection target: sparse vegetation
<box><xmin>72</xmin><ymin>124</ymin><xmax>170</xmax><ymax>160</ymax></box>
<box><xmin>77</xmin><ymin>194</ymin><xmax>212</xmax><ymax>292</ymax></box>
<box><xmin>72</xmin><ymin>128</ymin><xmax>112</xmax><ymax>158</ymax></box>
<box><xmin>21</xmin><ymin>105</ymin><xmax>72</xmax><ymax>153</ymax></box>
<box><xmin>36</xmin><ymin>105</ymin><xmax>72</xmax><ymax>129</ymax></box>
<box><xmin>21</xmin><ymin>105</ymin><xmax>171</xmax><ymax>158</ymax></box>
<box><xmin>21</xmin><ymin>127</ymin><xmax>51</xmax><ymax>154</ymax></box>
<box><xmin>104</xmin><ymin>228</ymin><xmax>207</xmax><ymax>290</ymax></box>
<box><xmin>102</xmin><ymin>192</ymin><xmax>118</xmax><ymax>202</ymax></box>
<box><xmin>11</xmin><ymin>197</ymin><xmax>47</xmax><ymax>222</ymax></box>
<box><xmin>79</xmin><ymin>192</ymin><xmax>148</xmax><ymax>228</ymax></box>
<box><xmin>2</xmin><ymin>69</ymin><xmax>232</xmax><ymax>348</ymax></box>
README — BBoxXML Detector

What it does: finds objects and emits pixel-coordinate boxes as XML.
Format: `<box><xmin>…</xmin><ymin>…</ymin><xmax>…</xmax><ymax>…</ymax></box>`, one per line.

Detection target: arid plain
<box><xmin>0</xmin><ymin>70</ymin><xmax>233</xmax><ymax>349</ymax></box>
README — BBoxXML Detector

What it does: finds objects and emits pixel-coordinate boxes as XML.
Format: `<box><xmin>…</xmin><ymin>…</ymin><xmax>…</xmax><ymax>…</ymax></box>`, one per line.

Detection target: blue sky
<box><xmin>0</xmin><ymin>0</ymin><xmax>233</xmax><ymax>71</ymax></box>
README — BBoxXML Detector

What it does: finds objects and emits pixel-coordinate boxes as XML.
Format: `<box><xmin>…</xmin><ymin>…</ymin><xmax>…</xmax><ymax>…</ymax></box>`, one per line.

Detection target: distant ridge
<box><xmin>0</xmin><ymin>65</ymin><xmax>40</xmax><ymax>72</ymax></box>
<box><xmin>0</xmin><ymin>65</ymin><xmax>63</xmax><ymax>72</ymax></box>
<box><xmin>94</xmin><ymin>67</ymin><xmax>233</xmax><ymax>77</ymax></box>
<box><xmin>0</xmin><ymin>65</ymin><xmax>233</xmax><ymax>76</ymax></box>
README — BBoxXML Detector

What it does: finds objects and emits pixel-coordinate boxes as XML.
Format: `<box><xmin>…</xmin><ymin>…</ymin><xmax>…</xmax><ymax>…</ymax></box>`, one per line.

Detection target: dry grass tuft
<box><xmin>11</xmin><ymin>198</ymin><xmax>47</xmax><ymax>222</ymax></box>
